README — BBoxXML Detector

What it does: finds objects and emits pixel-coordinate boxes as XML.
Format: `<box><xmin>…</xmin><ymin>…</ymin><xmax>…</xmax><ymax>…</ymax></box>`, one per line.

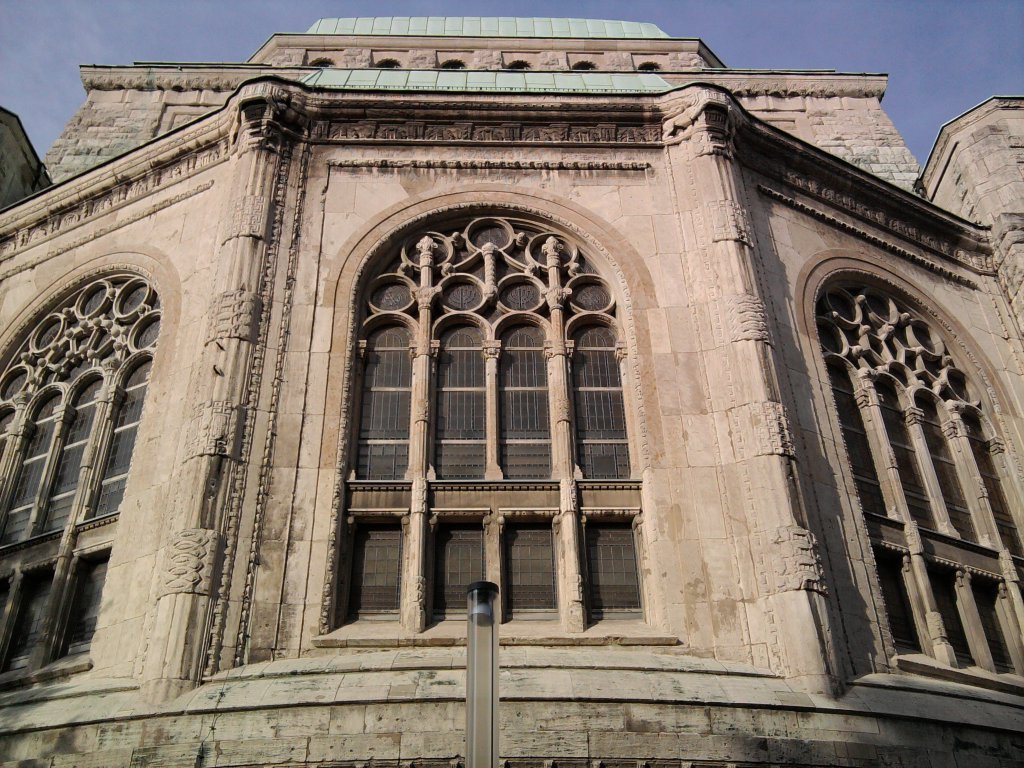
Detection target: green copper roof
<box><xmin>305</xmin><ymin>17</ymin><xmax>669</xmax><ymax>39</ymax></box>
<box><xmin>300</xmin><ymin>69</ymin><xmax>672</xmax><ymax>94</ymax></box>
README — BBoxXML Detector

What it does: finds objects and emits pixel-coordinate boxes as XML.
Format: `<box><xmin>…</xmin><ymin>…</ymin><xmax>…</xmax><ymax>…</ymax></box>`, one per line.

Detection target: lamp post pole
<box><xmin>466</xmin><ymin>581</ymin><xmax>499</xmax><ymax>768</ymax></box>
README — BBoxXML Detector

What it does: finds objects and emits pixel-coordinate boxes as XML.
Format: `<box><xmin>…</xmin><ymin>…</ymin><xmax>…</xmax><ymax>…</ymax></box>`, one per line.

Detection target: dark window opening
<box><xmin>433</xmin><ymin>525</ymin><xmax>484</xmax><ymax>617</ymax></box>
<box><xmin>585</xmin><ymin>524</ymin><xmax>641</xmax><ymax>617</ymax></box>
<box><xmin>348</xmin><ymin>525</ymin><xmax>402</xmax><ymax>617</ymax></box>
<box><xmin>504</xmin><ymin>524</ymin><xmax>556</xmax><ymax>616</ymax></box>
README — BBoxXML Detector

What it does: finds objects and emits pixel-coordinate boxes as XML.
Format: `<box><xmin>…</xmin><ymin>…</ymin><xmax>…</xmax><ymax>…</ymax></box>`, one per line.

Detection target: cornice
<box><xmin>79</xmin><ymin>64</ymin><xmax>310</xmax><ymax>93</ymax></box>
<box><xmin>665</xmin><ymin>71</ymin><xmax>889</xmax><ymax>100</ymax></box>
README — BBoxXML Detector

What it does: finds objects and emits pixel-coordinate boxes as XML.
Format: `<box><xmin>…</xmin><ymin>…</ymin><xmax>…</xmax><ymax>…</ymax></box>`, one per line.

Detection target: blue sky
<box><xmin>1</xmin><ymin>0</ymin><xmax>1021</xmax><ymax>167</ymax></box>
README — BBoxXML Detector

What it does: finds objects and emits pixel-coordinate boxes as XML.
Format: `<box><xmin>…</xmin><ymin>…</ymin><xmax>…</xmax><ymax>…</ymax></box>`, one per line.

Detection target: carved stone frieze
<box><xmin>323</xmin><ymin>119</ymin><xmax>660</xmax><ymax>145</ymax></box>
<box><xmin>758</xmin><ymin>183</ymin><xmax>989</xmax><ymax>279</ymax></box>
<box><xmin>705</xmin><ymin>200</ymin><xmax>752</xmax><ymax>245</ymax></box>
<box><xmin>329</xmin><ymin>159</ymin><xmax>651</xmax><ymax>172</ymax></box>
<box><xmin>160</xmin><ymin>528</ymin><xmax>221</xmax><ymax>596</ymax></box>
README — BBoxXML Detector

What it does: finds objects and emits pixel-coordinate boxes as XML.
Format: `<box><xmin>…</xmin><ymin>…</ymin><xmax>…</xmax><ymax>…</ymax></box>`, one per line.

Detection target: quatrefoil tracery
<box><xmin>366</xmin><ymin>217</ymin><xmax>616</xmax><ymax>335</ymax></box>
<box><xmin>817</xmin><ymin>287</ymin><xmax>976</xmax><ymax>406</ymax></box>
<box><xmin>0</xmin><ymin>275</ymin><xmax>161</xmax><ymax>409</ymax></box>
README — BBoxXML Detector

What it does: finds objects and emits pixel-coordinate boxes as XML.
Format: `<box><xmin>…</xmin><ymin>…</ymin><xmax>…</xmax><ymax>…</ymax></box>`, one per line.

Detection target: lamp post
<box><xmin>466</xmin><ymin>581</ymin><xmax>499</xmax><ymax>768</ymax></box>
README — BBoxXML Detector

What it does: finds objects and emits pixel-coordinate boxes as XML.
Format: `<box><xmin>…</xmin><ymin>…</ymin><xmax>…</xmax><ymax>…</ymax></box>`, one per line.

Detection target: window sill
<box><xmin>314</xmin><ymin>618</ymin><xmax>677</xmax><ymax>648</ymax></box>
<box><xmin>0</xmin><ymin>654</ymin><xmax>93</xmax><ymax>692</ymax></box>
<box><xmin>893</xmin><ymin>653</ymin><xmax>1024</xmax><ymax>696</ymax></box>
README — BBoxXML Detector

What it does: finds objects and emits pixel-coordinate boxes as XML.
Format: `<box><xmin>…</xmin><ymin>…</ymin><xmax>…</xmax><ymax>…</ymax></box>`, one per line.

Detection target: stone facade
<box><xmin>1</xmin><ymin>17</ymin><xmax>1022</xmax><ymax>768</ymax></box>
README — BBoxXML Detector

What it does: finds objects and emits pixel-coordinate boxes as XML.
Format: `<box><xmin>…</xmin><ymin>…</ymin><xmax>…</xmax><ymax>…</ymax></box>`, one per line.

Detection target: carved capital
<box><xmin>903</xmin><ymin>406</ymin><xmax>924</xmax><ymax>427</ymax></box>
<box><xmin>999</xmin><ymin>549</ymin><xmax>1020</xmax><ymax>582</ymax></box>
<box><xmin>160</xmin><ymin>528</ymin><xmax>220</xmax><ymax>597</ymax></box>
<box><xmin>416</xmin><ymin>235</ymin><xmax>437</xmax><ymax>267</ymax></box>
<box><xmin>904</xmin><ymin>521</ymin><xmax>924</xmax><ymax>554</ymax></box>
<box><xmin>482</xmin><ymin>340</ymin><xmax>501</xmax><ymax>360</ymax></box>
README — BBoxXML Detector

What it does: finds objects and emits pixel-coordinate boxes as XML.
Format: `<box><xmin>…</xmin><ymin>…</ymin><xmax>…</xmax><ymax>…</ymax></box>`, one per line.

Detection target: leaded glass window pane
<box><xmin>919</xmin><ymin>401</ymin><xmax>974</xmax><ymax>541</ymax></box>
<box><xmin>876</xmin><ymin>383</ymin><xmax>934</xmax><ymax>529</ymax></box>
<box><xmin>585</xmin><ymin>524</ymin><xmax>641</xmax><ymax>616</ymax></box>
<box><xmin>500</xmin><ymin>327</ymin><xmax>551</xmax><ymax>479</ymax></box>
<box><xmin>2</xmin><ymin>395</ymin><xmax>61</xmax><ymax>544</ymax></box>
<box><xmin>433</xmin><ymin>525</ymin><xmax>484</xmax><ymax>616</ymax></box>
<box><xmin>61</xmin><ymin>558</ymin><xmax>108</xmax><ymax>657</ymax></box>
<box><xmin>357</xmin><ymin>328</ymin><xmax>412</xmax><ymax>480</ymax></box>
<box><xmin>828</xmin><ymin>365</ymin><xmax>887</xmax><ymax>515</ymax></box>
<box><xmin>3</xmin><ymin>573</ymin><xmax>52</xmax><ymax>671</ymax></box>
<box><xmin>874</xmin><ymin>549</ymin><xmax>920</xmax><ymax>653</ymax></box>
<box><xmin>349</xmin><ymin>525</ymin><xmax>402</xmax><ymax>616</ymax></box>
<box><xmin>435</xmin><ymin>328</ymin><xmax>486</xmax><ymax>479</ymax></box>
<box><xmin>93</xmin><ymin>361</ymin><xmax>151</xmax><ymax>518</ymax></box>
<box><xmin>42</xmin><ymin>382</ymin><xmax>101</xmax><ymax>533</ymax></box>
<box><xmin>573</xmin><ymin>327</ymin><xmax>629</xmax><ymax>479</ymax></box>
<box><xmin>504</xmin><ymin>524</ymin><xmax>556</xmax><ymax>615</ymax></box>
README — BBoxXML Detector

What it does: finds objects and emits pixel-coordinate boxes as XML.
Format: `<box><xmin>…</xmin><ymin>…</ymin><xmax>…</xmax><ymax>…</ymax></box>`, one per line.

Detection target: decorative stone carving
<box><xmin>725</xmin><ymin>292</ymin><xmax>769</xmax><ymax>342</ymax></box>
<box><xmin>207</xmin><ymin>289</ymin><xmax>260</xmax><ymax>344</ymax></box>
<box><xmin>758</xmin><ymin>525</ymin><xmax>826</xmax><ymax>594</ymax></box>
<box><xmin>226</xmin><ymin>194</ymin><xmax>269</xmax><ymax>241</ymax></box>
<box><xmin>729</xmin><ymin>401</ymin><xmax>795</xmax><ymax>459</ymax></box>
<box><xmin>705</xmin><ymin>201</ymin><xmax>751</xmax><ymax>244</ymax></box>
<box><xmin>186</xmin><ymin>400</ymin><xmax>237</xmax><ymax>458</ymax></box>
<box><xmin>161</xmin><ymin>528</ymin><xmax>220</xmax><ymax>596</ymax></box>
<box><xmin>925</xmin><ymin>610</ymin><xmax>948</xmax><ymax>642</ymax></box>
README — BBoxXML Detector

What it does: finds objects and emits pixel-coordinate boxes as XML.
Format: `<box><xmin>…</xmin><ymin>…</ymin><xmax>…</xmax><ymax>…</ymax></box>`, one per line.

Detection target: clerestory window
<box><xmin>818</xmin><ymin>285</ymin><xmax>1024</xmax><ymax>678</ymax></box>
<box><xmin>337</xmin><ymin>215</ymin><xmax>642</xmax><ymax>632</ymax></box>
<box><xmin>0</xmin><ymin>274</ymin><xmax>160</xmax><ymax>675</ymax></box>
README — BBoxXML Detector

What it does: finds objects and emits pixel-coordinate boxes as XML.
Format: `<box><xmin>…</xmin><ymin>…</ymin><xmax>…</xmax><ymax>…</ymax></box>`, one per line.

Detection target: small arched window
<box><xmin>0</xmin><ymin>273</ymin><xmax>161</xmax><ymax>673</ymax></box>
<box><xmin>571</xmin><ymin>61</ymin><xmax>597</xmax><ymax>71</ymax></box>
<box><xmin>440</xmin><ymin>59</ymin><xmax>466</xmax><ymax>70</ymax></box>
<box><xmin>308</xmin><ymin>57</ymin><xmax>335</xmax><ymax>67</ymax></box>
<box><xmin>374</xmin><ymin>58</ymin><xmax>401</xmax><ymax>69</ymax></box>
<box><xmin>506</xmin><ymin>60</ymin><xmax>531</xmax><ymax>70</ymax></box>
<box><xmin>636</xmin><ymin>61</ymin><xmax>661</xmax><ymax>72</ymax></box>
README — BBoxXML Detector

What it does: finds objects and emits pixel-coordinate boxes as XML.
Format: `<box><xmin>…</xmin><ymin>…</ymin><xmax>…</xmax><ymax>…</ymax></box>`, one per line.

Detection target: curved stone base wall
<box><xmin>1</xmin><ymin>648</ymin><xmax>1022</xmax><ymax>766</ymax></box>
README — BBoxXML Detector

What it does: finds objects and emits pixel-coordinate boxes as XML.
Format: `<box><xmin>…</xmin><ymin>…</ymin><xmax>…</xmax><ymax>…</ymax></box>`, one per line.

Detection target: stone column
<box><xmin>663</xmin><ymin>89</ymin><xmax>831</xmax><ymax>691</ymax></box>
<box><xmin>903</xmin><ymin>406</ymin><xmax>957</xmax><ymax>537</ymax></box>
<box><xmin>401</xmin><ymin>236</ymin><xmax>438</xmax><ymax>632</ymax></box>
<box><xmin>483</xmin><ymin>340</ymin><xmax>502</xmax><ymax>480</ymax></box>
<box><xmin>542</xmin><ymin>236</ymin><xmax>585</xmax><ymax>633</ymax></box>
<box><xmin>903</xmin><ymin>521</ymin><xmax>958</xmax><ymax>665</ymax></box>
<box><xmin>954</xmin><ymin>569</ymin><xmax>996</xmax><ymax>672</ymax></box>
<box><xmin>941</xmin><ymin>406</ymin><xmax>1000</xmax><ymax>548</ymax></box>
<box><xmin>142</xmin><ymin>97</ymin><xmax>289</xmax><ymax>702</ymax></box>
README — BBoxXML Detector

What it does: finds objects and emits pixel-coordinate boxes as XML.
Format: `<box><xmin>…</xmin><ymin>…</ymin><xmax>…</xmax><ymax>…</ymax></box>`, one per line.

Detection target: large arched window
<box><xmin>340</xmin><ymin>215</ymin><xmax>641</xmax><ymax>632</ymax></box>
<box><xmin>0</xmin><ymin>274</ymin><xmax>160</xmax><ymax>674</ymax></box>
<box><xmin>818</xmin><ymin>284</ymin><xmax>1024</xmax><ymax>678</ymax></box>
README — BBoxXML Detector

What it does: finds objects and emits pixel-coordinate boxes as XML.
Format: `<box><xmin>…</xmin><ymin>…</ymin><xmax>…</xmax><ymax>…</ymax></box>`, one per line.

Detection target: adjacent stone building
<box><xmin>0</xmin><ymin>17</ymin><xmax>1022</xmax><ymax>767</ymax></box>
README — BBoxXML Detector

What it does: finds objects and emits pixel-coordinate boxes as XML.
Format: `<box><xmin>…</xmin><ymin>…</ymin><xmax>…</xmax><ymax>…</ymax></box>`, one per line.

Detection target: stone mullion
<box><xmin>543</xmin><ymin>236</ymin><xmax>585</xmax><ymax>633</ymax></box>
<box><xmin>668</xmin><ymin>92</ymin><xmax>831</xmax><ymax>690</ymax></box>
<box><xmin>0</xmin><ymin>571</ymin><xmax>24</xmax><ymax>668</ymax></box>
<box><xmin>483</xmin><ymin>341</ymin><xmax>502</xmax><ymax>480</ymax></box>
<box><xmin>0</xmin><ymin>407</ymin><xmax>30</xmax><ymax>528</ymax></box>
<box><xmin>78</xmin><ymin>385</ymin><xmax>123</xmax><ymax>520</ymax></box>
<box><xmin>941</xmin><ymin>407</ymin><xmax>999</xmax><ymax>548</ymax></box>
<box><xmin>853</xmin><ymin>374</ymin><xmax>914</xmax><ymax>524</ymax></box>
<box><xmin>483</xmin><ymin>515</ymin><xmax>503</xmax><ymax>623</ymax></box>
<box><xmin>997</xmin><ymin>551</ymin><xmax>1024</xmax><ymax>652</ymax></box>
<box><xmin>401</xmin><ymin>236</ymin><xmax>437</xmax><ymax>633</ymax></box>
<box><xmin>903</xmin><ymin>406</ymin><xmax>958</xmax><ymax>537</ymax></box>
<box><xmin>954</xmin><ymin>569</ymin><xmax>996</xmax><ymax>672</ymax></box>
<box><xmin>904</xmin><ymin>521</ymin><xmax>958</xmax><ymax>665</ymax></box>
<box><xmin>987</xmin><ymin>441</ymin><xmax>1024</xmax><ymax>549</ymax></box>
<box><xmin>897</xmin><ymin>553</ymin><xmax>932</xmax><ymax>657</ymax></box>
<box><xmin>142</xmin><ymin>101</ymin><xmax>285</xmax><ymax>701</ymax></box>
<box><xmin>995</xmin><ymin>581</ymin><xmax>1024</xmax><ymax>674</ymax></box>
